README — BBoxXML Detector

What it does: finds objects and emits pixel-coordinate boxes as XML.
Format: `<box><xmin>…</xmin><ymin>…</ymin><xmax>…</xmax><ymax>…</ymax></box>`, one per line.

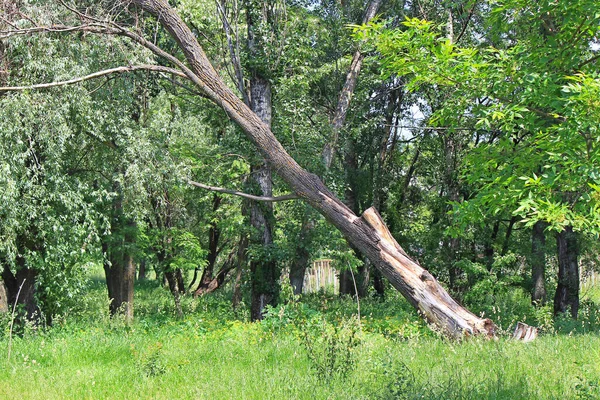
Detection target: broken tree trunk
<box><xmin>130</xmin><ymin>0</ymin><xmax>496</xmax><ymax>339</ymax></box>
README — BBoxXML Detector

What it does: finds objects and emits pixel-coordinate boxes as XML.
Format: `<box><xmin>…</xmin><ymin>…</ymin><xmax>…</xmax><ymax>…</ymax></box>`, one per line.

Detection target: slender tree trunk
<box><xmin>138</xmin><ymin>259</ymin><xmax>147</xmax><ymax>281</ymax></box>
<box><xmin>372</xmin><ymin>268</ymin><xmax>385</xmax><ymax>299</ymax></box>
<box><xmin>197</xmin><ymin>193</ymin><xmax>222</xmax><ymax>291</ymax></box>
<box><xmin>531</xmin><ymin>221</ymin><xmax>547</xmax><ymax>305</ymax></box>
<box><xmin>165</xmin><ymin>269</ymin><xmax>183</xmax><ymax>317</ymax></box>
<box><xmin>442</xmin><ymin>134</ymin><xmax>462</xmax><ymax>290</ymax></box>
<box><xmin>129</xmin><ymin>0</ymin><xmax>498</xmax><ymax>338</ymax></box>
<box><xmin>484</xmin><ymin>220</ymin><xmax>500</xmax><ymax>270</ymax></box>
<box><xmin>501</xmin><ymin>216</ymin><xmax>516</xmax><ymax>256</ymax></box>
<box><xmin>232</xmin><ymin>234</ymin><xmax>248</xmax><ymax>310</ymax></box>
<box><xmin>340</xmin><ymin>138</ymin><xmax>370</xmax><ymax>296</ymax></box>
<box><xmin>244</xmin><ymin>0</ymin><xmax>280</xmax><ymax>321</ymax></box>
<box><xmin>289</xmin><ymin>213</ymin><xmax>314</xmax><ymax>295</ymax></box>
<box><xmin>554</xmin><ymin>226</ymin><xmax>579</xmax><ymax>318</ymax></box>
<box><xmin>194</xmin><ymin>248</ymin><xmax>236</xmax><ymax>296</ymax></box>
<box><xmin>249</xmin><ymin>161</ymin><xmax>278</xmax><ymax>320</ymax></box>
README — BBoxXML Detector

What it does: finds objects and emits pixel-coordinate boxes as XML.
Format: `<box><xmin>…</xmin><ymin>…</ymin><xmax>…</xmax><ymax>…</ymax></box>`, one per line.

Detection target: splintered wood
<box><xmin>512</xmin><ymin>322</ymin><xmax>538</xmax><ymax>342</ymax></box>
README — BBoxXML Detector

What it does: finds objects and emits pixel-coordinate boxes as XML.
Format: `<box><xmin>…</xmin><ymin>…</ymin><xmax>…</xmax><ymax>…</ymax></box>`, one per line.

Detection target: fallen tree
<box><xmin>0</xmin><ymin>0</ymin><xmax>497</xmax><ymax>338</ymax></box>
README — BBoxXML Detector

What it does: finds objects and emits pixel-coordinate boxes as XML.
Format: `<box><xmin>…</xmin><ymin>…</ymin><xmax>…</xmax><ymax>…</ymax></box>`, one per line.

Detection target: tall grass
<box><xmin>0</xmin><ymin>275</ymin><xmax>599</xmax><ymax>399</ymax></box>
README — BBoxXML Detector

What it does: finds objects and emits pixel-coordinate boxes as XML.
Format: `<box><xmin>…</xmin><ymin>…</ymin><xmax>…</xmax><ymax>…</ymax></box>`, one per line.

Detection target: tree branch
<box><xmin>0</xmin><ymin>24</ymin><xmax>111</xmax><ymax>39</ymax></box>
<box><xmin>0</xmin><ymin>65</ymin><xmax>187</xmax><ymax>91</ymax></box>
<box><xmin>187</xmin><ymin>180</ymin><xmax>299</xmax><ymax>202</ymax></box>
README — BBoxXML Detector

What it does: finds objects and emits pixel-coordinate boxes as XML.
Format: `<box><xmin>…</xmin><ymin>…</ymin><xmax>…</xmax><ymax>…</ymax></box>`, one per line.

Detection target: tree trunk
<box><xmin>554</xmin><ymin>226</ymin><xmax>579</xmax><ymax>318</ymax></box>
<box><xmin>129</xmin><ymin>0</ymin><xmax>498</xmax><ymax>338</ymax></box>
<box><xmin>103</xmin><ymin>185</ymin><xmax>135</xmax><ymax>323</ymax></box>
<box><xmin>138</xmin><ymin>259</ymin><xmax>147</xmax><ymax>281</ymax></box>
<box><xmin>442</xmin><ymin>134</ymin><xmax>462</xmax><ymax>290</ymax></box>
<box><xmin>196</xmin><ymin>193</ymin><xmax>222</xmax><ymax>291</ymax></box>
<box><xmin>165</xmin><ymin>269</ymin><xmax>183</xmax><ymax>317</ymax></box>
<box><xmin>289</xmin><ymin>213</ymin><xmax>315</xmax><ymax>295</ymax></box>
<box><xmin>372</xmin><ymin>268</ymin><xmax>385</xmax><ymax>299</ymax></box>
<box><xmin>531</xmin><ymin>221</ymin><xmax>547</xmax><ymax>305</ymax></box>
<box><xmin>194</xmin><ymin>247</ymin><xmax>236</xmax><ymax>296</ymax></box>
<box><xmin>232</xmin><ymin>234</ymin><xmax>248</xmax><ymax>310</ymax></box>
<box><xmin>103</xmin><ymin>237</ymin><xmax>135</xmax><ymax>322</ymax></box>
<box><xmin>249</xmin><ymin>161</ymin><xmax>278</xmax><ymax>321</ymax></box>
<box><xmin>1</xmin><ymin>264</ymin><xmax>38</xmax><ymax>323</ymax></box>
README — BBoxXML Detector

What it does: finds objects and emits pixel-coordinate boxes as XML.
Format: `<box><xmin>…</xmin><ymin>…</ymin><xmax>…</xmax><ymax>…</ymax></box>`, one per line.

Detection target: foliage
<box><xmin>358</xmin><ymin>1</ymin><xmax>600</xmax><ymax>235</ymax></box>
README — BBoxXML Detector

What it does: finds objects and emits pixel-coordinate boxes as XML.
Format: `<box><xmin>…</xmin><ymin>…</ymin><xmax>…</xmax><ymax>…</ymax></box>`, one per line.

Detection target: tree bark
<box><xmin>103</xmin><ymin>183</ymin><xmax>135</xmax><ymax>323</ymax></box>
<box><xmin>1</xmin><ymin>264</ymin><xmax>38</xmax><ymax>322</ymax></box>
<box><xmin>196</xmin><ymin>193</ymin><xmax>222</xmax><ymax>291</ymax></box>
<box><xmin>531</xmin><ymin>221</ymin><xmax>546</xmax><ymax>305</ymax></box>
<box><xmin>554</xmin><ymin>226</ymin><xmax>579</xmax><ymax>318</ymax></box>
<box><xmin>165</xmin><ymin>269</ymin><xmax>183</xmax><ymax>317</ymax></box>
<box><xmin>232</xmin><ymin>234</ymin><xmax>248</xmax><ymax>310</ymax></box>
<box><xmin>194</xmin><ymin>247</ymin><xmax>236</xmax><ymax>296</ymax></box>
<box><xmin>108</xmin><ymin>0</ymin><xmax>497</xmax><ymax>338</ymax></box>
<box><xmin>137</xmin><ymin>259</ymin><xmax>147</xmax><ymax>281</ymax></box>
<box><xmin>289</xmin><ymin>213</ymin><xmax>315</xmax><ymax>295</ymax></box>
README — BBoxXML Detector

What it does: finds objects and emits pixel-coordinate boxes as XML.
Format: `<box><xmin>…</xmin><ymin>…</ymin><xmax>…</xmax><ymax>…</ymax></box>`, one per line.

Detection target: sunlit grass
<box><xmin>1</xmin><ymin>275</ymin><xmax>600</xmax><ymax>399</ymax></box>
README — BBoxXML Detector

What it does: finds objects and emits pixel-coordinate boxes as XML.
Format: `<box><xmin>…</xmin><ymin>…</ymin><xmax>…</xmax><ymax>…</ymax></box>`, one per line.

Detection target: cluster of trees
<box><xmin>0</xmin><ymin>0</ymin><xmax>598</xmax><ymax>338</ymax></box>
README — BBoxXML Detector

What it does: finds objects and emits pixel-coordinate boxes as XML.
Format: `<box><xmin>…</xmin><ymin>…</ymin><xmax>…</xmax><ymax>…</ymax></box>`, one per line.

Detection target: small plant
<box><xmin>134</xmin><ymin>342</ymin><xmax>167</xmax><ymax>377</ymax></box>
<box><xmin>298</xmin><ymin>315</ymin><xmax>361</xmax><ymax>382</ymax></box>
<box><xmin>574</xmin><ymin>376</ymin><xmax>600</xmax><ymax>399</ymax></box>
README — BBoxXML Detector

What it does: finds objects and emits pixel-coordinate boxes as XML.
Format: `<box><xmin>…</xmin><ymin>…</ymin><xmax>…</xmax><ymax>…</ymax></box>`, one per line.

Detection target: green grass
<box><xmin>1</xmin><ymin>277</ymin><xmax>599</xmax><ymax>399</ymax></box>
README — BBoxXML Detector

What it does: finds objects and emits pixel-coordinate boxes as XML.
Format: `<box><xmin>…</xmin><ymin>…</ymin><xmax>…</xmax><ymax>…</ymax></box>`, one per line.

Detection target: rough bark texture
<box><xmin>531</xmin><ymin>221</ymin><xmax>547</xmax><ymax>305</ymax></box>
<box><xmin>248</xmin><ymin>76</ymin><xmax>278</xmax><ymax>321</ymax></box>
<box><xmin>554</xmin><ymin>226</ymin><xmax>579</xmax><ymax>318</ymax></box>
<box><xmin>128</xmin><ymin>0</ymin><xmax>497</xmax><ymax>338</ymax></box>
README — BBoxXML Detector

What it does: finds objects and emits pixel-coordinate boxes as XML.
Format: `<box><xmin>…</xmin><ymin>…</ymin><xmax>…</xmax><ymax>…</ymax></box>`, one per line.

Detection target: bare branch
<box><xmin>0</xmin><ymin>24</ymin><xmax>112</xmax><ymax>39</ymax></box>
<box><xmin>0</xmin><ymin>65</ymin><xmax>187</xmax><ymax>92</ymax></box>
<box><xmin>188</xmin><ymin>180</ymin><xmax>299</xmax><ymax>202</ymax></box>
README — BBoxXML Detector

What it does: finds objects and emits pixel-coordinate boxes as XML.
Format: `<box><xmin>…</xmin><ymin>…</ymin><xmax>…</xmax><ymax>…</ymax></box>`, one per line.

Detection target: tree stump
<box><xmin>512</xmin><ymin>322</ymin><xmax>538</xmax><ymax>342</ymax></box>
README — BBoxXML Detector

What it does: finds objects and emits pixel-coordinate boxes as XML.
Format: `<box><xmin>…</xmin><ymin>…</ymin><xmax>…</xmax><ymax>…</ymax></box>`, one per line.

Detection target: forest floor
<box><xmin>1</xmin><ymin>272</ymin><xmax>599</xmax><ymax>399</ymax></box>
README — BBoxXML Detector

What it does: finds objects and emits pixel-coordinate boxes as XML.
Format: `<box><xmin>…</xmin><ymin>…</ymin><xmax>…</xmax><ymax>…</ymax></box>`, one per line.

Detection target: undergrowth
<box><xmin>0</xmin><ymin>274</ymin><xmax>600</xmax><ymax>399</ymax></box>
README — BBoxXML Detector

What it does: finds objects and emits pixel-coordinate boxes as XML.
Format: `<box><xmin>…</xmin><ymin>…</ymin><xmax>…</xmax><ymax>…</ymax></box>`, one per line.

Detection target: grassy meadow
<box><xmin>1</xmin><ymin>271</ymin><xmax>600</xmax><ymax>399</ymax></box>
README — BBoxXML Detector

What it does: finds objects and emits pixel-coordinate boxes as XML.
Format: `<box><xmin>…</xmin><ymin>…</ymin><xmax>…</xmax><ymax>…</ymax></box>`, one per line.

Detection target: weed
<box><xmin>299</xmin><ymin>315</ymin><xmax>361</xmax><ymax>383</ymax></box>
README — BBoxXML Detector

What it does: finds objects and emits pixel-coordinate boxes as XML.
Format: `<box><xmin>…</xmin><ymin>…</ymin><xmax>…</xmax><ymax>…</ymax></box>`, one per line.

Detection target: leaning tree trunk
<box><xmin>531</xmin><ymin>221</ymin><xmax>547</xmax><ymax>305</ymax></box>
<box><xmin>554</xmin><ymin>226</ymin><xmax>579</xmax><ymax>318</ymax></box>
<box><xmin>87</xmin><ymin>0</ymin><xmax>498</xmax><ymax>338</ymax></box>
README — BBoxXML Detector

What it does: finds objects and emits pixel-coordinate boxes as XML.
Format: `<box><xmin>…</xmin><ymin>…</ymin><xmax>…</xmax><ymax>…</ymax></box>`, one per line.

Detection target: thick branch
<box><xmin>188</xmin><ymin>180</ymin><xmax>298</xmax><ymax>202</ymax></box>
<box><xmin>0</xmin><ymin>65</ymin><xmax>186</xmax><ymax>91</ymax></box>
